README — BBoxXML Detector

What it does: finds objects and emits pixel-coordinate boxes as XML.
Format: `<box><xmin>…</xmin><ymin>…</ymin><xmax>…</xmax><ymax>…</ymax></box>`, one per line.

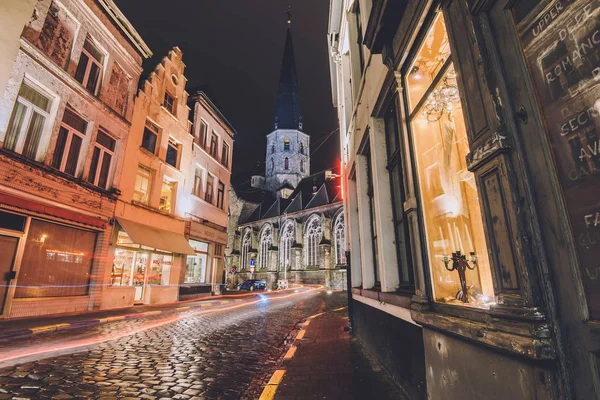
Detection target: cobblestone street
<box><xmin>0</xmin><ymin>289</ymin><xmax>347</xmax><ymax>399</ymax></box>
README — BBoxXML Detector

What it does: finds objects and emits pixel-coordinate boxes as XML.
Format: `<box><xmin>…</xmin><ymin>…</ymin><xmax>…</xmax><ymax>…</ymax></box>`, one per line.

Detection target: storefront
<box><xmin>181</xmin><ymin>220</ymin><xmax>227</xmax><ymax>299</ymax></box>
<box><xmin>108</xmin><ymin>218</ymin><xmax>195</xmax><ymax>306</ymax></box>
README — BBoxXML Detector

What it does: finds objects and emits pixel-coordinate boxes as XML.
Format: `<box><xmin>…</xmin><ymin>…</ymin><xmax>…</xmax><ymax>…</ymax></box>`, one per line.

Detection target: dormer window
<box><xmin>284</xmin><ymin>138</ymin><xmax>290</xmax><ymax>152</ymax></box>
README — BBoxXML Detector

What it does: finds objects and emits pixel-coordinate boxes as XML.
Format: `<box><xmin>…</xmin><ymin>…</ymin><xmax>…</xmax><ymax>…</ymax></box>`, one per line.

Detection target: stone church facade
<box><xmin>225</xmin><ymin>18</ymin><xmax>346</xmax><ymax>290</ymax></box>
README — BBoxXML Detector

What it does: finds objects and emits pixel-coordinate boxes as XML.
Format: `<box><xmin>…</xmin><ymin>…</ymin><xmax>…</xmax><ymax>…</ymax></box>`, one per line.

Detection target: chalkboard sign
<box><xmin>519</xmin><ymin>0</ymin><xmax>600</xmax><ymax>319</ymax></box>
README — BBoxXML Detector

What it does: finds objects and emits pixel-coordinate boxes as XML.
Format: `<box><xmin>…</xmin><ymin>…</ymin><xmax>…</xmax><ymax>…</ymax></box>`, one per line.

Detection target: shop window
<box><xmin>334</xmin><ymin>214</ymin><xmax>347</xmax><ymax>265</ymax></box>
<box><xmin>406</xmin><ymin>13</ymin><xmax>493</xmax><ymax>307</ymax></box>
<box><xmin>210</xmin><ymin>132</ymin><xmax>219</xmax><ymax>158</ymax></box>
<box><xmin>142</xmin><ymin>120</ymin><xmax>159</xmax><ymax>154</ymax></box>
<box><xmin>52</xmin><ymin>108</ymin><xmax>87</xmax><ymax>177</ymax></box>
<box><xmin>205</xmin><ymin>175</ymin><xmax>214</xmax><ymax>204</ymax></box>
<box><xmin>134</xmin><ymin>165</ymin><xmax>152</xmax><ymax>204</ymax></box>
<box><xmin>221</xmin><ymin>142</ymin><xmax>230</xmax><ymax>167</ymax></box>
<box><xmin>159</xmin><ymin>180</ymin><xmax>176</xmax><ymax>213</ymax></box>
<box><xmin>0</xmin><ymin>211</ymin><xmax>26</xmax><ymax>232</ymax></box>
<box><xmin>305</xmin><ymin>216</ymin><xmax>322</xmax><ymax>266</ymax></box>
<box><xmin>193</xmin><ymin>167</ymin><xmax>204</xmax><ymax>198</ymax></box>
<box><xmin>4</xmin><ymin>82</ymin><xmax>52</xmax><ymax>161</ymax></box>
<box><xmin>385</xmin><ymin>98</ymin><xmax>414</xmax><ymax>286</ymax></box>
<box><xmin>185</xmin><ymin>239</ymin><xmax>209</xmax><ymax>283</ymax></box>
<box><xmin>148</xmin><ymin>254</ymin><xmax>172</xmax><ymax>285</ymax></box>
<box><xmin>15</xmin><ymin>219</ymin><xmax>96</xmax><ymax>298</ymax></box>
<box><xmin>241</xmin><ymin>230</ymin><xmax>251</xmax><ymax>269</ymax></box>
<box><xmin>217</xmin><ymin>181</ymin><xmax>225</xmax><ymax>209</ymax></box>
<box><xmin>75</xmin><ymin>38</ymin><xmax>104</xmax><ymax>96</ymax></box>
<box><xmin>259</xmin><ymin>225</ymin><xmax>273</xmax><ymax>270</ymax></box>
<box><xmin>280</xmin><ymin>221</ymin><xmax>294</xmax><ymax>270</ymax></box>
<box><xmin>166</xmin><ymin>138</ymin><xmax>180</xmax><ymax>168</ymax></box>
<box><xmin>163</xmin><ymin>91</ymin><xmax>175</xmax><ymax>114</ymax></box>
<box><xmin>284</xmin><ymin>138</ymin><xmax>290</xmax><ymax>151</ymax></box>
<box><xmin>197</xmin><ymin>119</ymin><xmax>208</xmax><ymax>148</ymax></box>
<box><xmin>87</xmin><ymin>129</ymin><xmax>115</xmax><ymax>189</ymax></box>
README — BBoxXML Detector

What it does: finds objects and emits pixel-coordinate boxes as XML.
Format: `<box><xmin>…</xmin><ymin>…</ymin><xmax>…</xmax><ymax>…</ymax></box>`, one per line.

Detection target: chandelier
<box><xmin>423</xmin><ymin>72</ymin><xmax>460</xmax><ymax>122</ymax></box>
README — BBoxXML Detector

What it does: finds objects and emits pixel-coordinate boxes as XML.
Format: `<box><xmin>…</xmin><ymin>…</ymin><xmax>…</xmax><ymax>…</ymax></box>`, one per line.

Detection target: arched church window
<box><xmin>280</xmin><ymin>221</ymin><xmax>295</xmax><ymax>271</ymax></box>
<box><xmin>306</xmin><ymin>216</ymin><xmax>323</xmax><ymax>266</ymax></box>
<box><xmin>270</xmin><ymin>158</ymin><xmax>274</xmax><ymax>172</ymax></box>
<box><xmin>300</xmin><ymin>159</ymin><xmax>305</xmax><ymax>172</ymax></box>
<box><xmin>334</xmin><ymin>214</ymin><xmax>347</xmax><ymax>265</ymax></box>
<box><xmin>259</xmin><ymin>225</ymin><xmax>272</xmax><ymax>270</ymax></box>
<box><xmin>284</xmin><ymin>138</ymin><xmax>290</xmax><ymax>152</ymax></box>
<box><xmin>241</xmin><ymin>230</ymin><xmax>251</xmax><ymax>270</ymax></box>
<box><xmin>271</xmin><ymin>143</ymin><xmax>275</xmax><ymax>154</ymax></box>
<box><xmin>285</xmin><ymin>157</ymin><xmax>289</xmax><ymax>170</ymax></box>
<box><xmin>300</xmin><ymin>142</ymin><xmax>304</xmax><ymax>155</ymax></box>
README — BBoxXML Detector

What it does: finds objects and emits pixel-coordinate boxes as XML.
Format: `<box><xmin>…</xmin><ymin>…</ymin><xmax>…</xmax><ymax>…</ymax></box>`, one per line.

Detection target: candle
<box><xmin>447</xmin><ymin>222</ymin><xmax>457</xmax><ymax>251</ymax></box>
<box><xmin>465</xmin><ymin>225</ymin><xmax>474</xmax><ymax>252</ymax></box>
<box><xmin>454</xmin><ymin>223</ymin><xmax>464</xmax><ymax>253</ymax></box>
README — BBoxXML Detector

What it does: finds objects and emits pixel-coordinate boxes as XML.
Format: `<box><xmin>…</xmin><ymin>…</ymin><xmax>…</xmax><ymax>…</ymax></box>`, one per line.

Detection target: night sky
<box><xmin>114</xmin><ymin>0</ymin><xmax>339</xmax><ymax>185</ymax></box>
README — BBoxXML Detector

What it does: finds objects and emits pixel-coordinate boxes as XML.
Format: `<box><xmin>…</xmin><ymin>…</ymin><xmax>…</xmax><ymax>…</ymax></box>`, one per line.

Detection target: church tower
<box><xmin>263</xmin><ymin>12</ymin><xmax>310</xmax><ymax>195</ymax></box>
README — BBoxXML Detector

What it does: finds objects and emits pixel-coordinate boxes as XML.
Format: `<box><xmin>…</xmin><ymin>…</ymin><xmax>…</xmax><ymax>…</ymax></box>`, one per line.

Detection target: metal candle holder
<box><xmin>442</xmin><ymin>251</ymin><xmax>478</xmax><ymax>303</ymax></box>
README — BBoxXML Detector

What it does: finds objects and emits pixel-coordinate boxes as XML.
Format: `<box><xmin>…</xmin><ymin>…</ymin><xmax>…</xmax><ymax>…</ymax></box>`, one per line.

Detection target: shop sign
<box><xmin>520</xmin><ymin>0</ymin><xmax>600</xmax><ymax>318</ymax></box>
<box><xmin>186</xmin><ymin>220</ymin><xmax>228</xmax><ymax>244</ymax></box>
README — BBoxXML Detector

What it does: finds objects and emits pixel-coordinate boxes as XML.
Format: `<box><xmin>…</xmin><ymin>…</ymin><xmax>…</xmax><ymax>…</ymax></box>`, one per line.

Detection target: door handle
<box><xmin>4</xmin><ymin>271</ymin><xmax>16</xmax><ymax>281</ymax></box>
<box><xmin>516</xmin><ymin>105</ymin><xmax>528</xmax><ymax>124</ymax></box>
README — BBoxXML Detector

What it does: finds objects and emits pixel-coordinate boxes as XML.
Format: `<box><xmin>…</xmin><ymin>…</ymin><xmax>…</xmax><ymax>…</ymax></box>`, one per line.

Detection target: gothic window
<box><xmin>280</xmin><ymin>221</ymin><xmax>295</xmax><ymax>270</ymax></box>
<box><xmin>334</xmin><ymin>214</ymin><xmax>347</xmax><ymax>265</ymax></box>
<box><xmin>285</xmin><ymin>157</ymin><xmax>289</xmax><ymax>170</ymax></box>
<box><xmin>271</xmin><ymin>143</ymin><xmax>275</xmax><ymax>154</ymax></box>
<box><xmin>300</xmin><ymin>142</ymin><xmax>305</xmax><ymax>154</ymax></box>
<box><xmin>300</xmin><ymin>159</ymin><xmax>305</xmax><ymax>172</ymax></box>
<box><xmin>284</xmin><ymin>138</ymin><xmax>290</xmax><ymax>151</ymax></box>
<box><xmin>259</xmin><ymin>225</ymin><xmax>272</xmax><ymax>270</ymax></box>
<box><xmin>306</xmin><ymin>216</ymin><xmax>323</xmax><ymax>267</ymax></box>
<box><xmin>270</xmin><ymin>158</ymin><xmax>275</xmax><ymax>172</ymax></box>
<box><xmin>241</xmin><ymin>230</ymin><xmax>251</xmax><ymax>269</ymax></box>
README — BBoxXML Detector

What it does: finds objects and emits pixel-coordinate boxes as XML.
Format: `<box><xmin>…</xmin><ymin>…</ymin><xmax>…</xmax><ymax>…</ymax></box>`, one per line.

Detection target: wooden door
<box><xmin>485</xmin><ymin>0</ymin><xmax>600</xmax><ymax>397</ymax></box>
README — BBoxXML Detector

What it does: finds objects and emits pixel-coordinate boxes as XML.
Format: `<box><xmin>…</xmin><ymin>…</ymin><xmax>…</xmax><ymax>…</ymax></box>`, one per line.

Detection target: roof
<box><xmin>97</xmin><ymin>0</ymin><xmax>152</xmax><ymax>58</ymax></box>
<box><xmin>188</xmin><ymin>89</ymin><xmax>236</xmax><ymax>137</ymax></box>
<box><xmin>240</xmin><ymin>168</ymin><xmax>342</xmax><ymax>225</ymax></box>
<box><xmin>272</xmin><ymin>26</ymin><xmax>303</xmax><ymax>131</ymax></box>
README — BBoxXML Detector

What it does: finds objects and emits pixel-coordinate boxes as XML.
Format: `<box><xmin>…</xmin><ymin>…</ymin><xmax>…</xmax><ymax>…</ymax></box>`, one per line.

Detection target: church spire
<box><xmin>273</xmin><ymin>9</ymin><xmax>303</xmax><ymax>131</ymax></box>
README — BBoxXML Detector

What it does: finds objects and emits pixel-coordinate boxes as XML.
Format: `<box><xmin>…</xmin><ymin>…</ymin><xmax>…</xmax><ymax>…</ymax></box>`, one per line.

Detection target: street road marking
<box><xmin>296</xmin><ymin>329</ymin><xmax>306</xmax><ymax>340</ymax></box>
<box><xmin>268</xmin><ymin>369</ymin><xmax>286</xmax><ymax>385</ymax></box>
<box><xmin>258</xmin><ymin>384</ymin><xmax>279</xmax><ymax>400</ymax></box>
<box><xmin>54</xmin><ymin>323</ymin><xmax>71</xmax><ymax>331</ymax></box>
<box><xmin>219</xmin><ymin>301</ymin><xmax>230</xmax><ymax>304</ymax></box>
<box><xmin>98</xmin><ymin>316</ymin><xmax>125</xmax><ymax>324</ymax></box>
<box><xmin>175</xmin><ymin>306</ymin><xmax>190</xmax><ymax>311</ymax></box>
<box><xmin>30</xmin><ymin>325</ymin><xmax>59</xmax><ymax>334</ymax></box>
<box><xmin>283</xmin><ymin>345</ymin><xmax>297</xmax><ymax>360</ymax></box>
<box><xmin>143</xmin><ymin>310</ymin><xmax>162</xmax><ymax>316</ymax></box>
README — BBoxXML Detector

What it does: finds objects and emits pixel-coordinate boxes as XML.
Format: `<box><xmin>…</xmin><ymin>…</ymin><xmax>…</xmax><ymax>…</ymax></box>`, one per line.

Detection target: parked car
<box><xmin>238</xmin><ymin>279</ymin><xmax>267</xmax><ymax>291</ymax></box>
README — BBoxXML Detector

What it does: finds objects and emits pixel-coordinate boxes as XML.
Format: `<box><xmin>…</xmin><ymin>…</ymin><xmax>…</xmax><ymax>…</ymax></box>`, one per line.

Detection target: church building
<box><xmin>225</xmin><ymin>16</ymin><xmax>346</xmax><ymax>290</ymax></box>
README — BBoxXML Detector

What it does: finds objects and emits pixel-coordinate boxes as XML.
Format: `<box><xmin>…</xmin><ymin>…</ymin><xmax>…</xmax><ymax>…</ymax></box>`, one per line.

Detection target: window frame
<box><xmin>159</xmin><ymin>179</ymin><xmax>176</xmax><ymax>214</ymax></box>
<box><xmin>284</xmin><ymin>157</ymin><xmax>289</xmax><ymax>170</ymax></box>
<box><xmin>241</xmin><ymin>229</ymin><xmax>252</xmax><ymax>270</ymax></box>
<box><xmin>163</xmin><ymin>91</ymin><xmax>175</xmax><ymax>115</ymax></box>
<box><xmin>193</xmin><ymin>166</ymin><xmax>204</xmax><ymax>199</ymax></box>
<box><xmin>305</xmin><ymin>216</ymin><xmax>323</xmax><ymax>267</ymax></box>
<box><xmin>209</xmin><ymin>132</ymin><xmax>219</xmax><ymax>158</ymax></box>
<box><xmin>221</xmin><ymin>142</ymin><xmax>230</xmax><ymax>168</ymax></box>
<box><xmin>259</xmin><ymin>225</ymin><xmax>273</xmax><ymax>270</ymax></box>
<box><xmin>141</xmin><ymin>120</ymin><xmax>160</xmax><ymax>155</ymax></box>
<box><xmin>197</xmin><ymin>119</ymin><xmax>208</xmax><ymax>148</ymax></box>
<box><xmin>205</xmin><ymin>174</ymin><xmax>215</xmax><ymax>204</ymax></box>
<box><xmin>216</xmin><ymin>181</ymin><xmax>225</xmax><ymax>209</ymax></box>
<box><xmin>334</xmin><ymin>213</ymin><xmax>347</xmax><ymax>266</ymax></box>
<box><xmin>52</xmin><ymin>108</ymin><xmax>88</xmax><ymax>177</ymax></box>
<box><xmin>280</xmin><ymin>221</ymin><xmax>294</xmax><ymax>270</ymax></box>
<box><xmin>284</xmin><ymin>138</ymin><xmax>291</xmax><ymax>152</ymax></box>
<box><xmin>74</xmin><ymin>37</ymin><xmax>105</xmax><ymax>96</ymax></box>
<box><xmin>87</xmin><ymin>128</ymin><xmax>116</xmax><ymax>189</ymax></box>
<box><xmin>364</xmin><ymin>142</ymin><xmax>380</xmax><ymax>285</ymax></box>
<box><xmin>133</xmin><ymin>165</ymin><xmax>153</xmax><ymax>205</ymax></box>
<box><xmin>165</xmin><ymin>137</ymin><xmax>180</xmax><ymax>169</ymax></box>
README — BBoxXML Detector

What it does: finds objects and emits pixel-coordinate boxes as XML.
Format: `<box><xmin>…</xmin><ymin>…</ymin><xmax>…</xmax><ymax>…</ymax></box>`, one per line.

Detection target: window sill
<box><xmin>352</xmin><ymin>287</ymin><xmax>412</xmax><ymax>308</ymax></box>
<box><xmin>130</xmin><ymin>200</ymin><xmax>175</xmax><ymax>218</ymax></box>
<box><xmin>161</xmin><ymin>106</ymin><xmax>179</xmax><ymax>122</ymax></box>
<box><xmin>411</xmin><ymin>303</ymin><xmax>555</xmax><ymax>360</ymax></box>
<box><xmin>190</xmin><ymin>193</ymin><xmax>227</xmax><ymax>214</ymax></box>
<box><xmin>192</xmin><ymin>142</ymin><xmax>230</xmax><ymax>172</ymax></box>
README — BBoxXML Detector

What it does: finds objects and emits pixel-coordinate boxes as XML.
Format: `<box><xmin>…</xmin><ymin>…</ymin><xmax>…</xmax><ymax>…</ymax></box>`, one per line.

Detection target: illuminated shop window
<box><xmin>185</xmin><ymin>240</ymin><xmax>209</xmax><ymax>283</ymax></box>
<box><xmin>406</xmin><ymin>13</ymin><xmax>494</xmax><ymax>307</ymax></box>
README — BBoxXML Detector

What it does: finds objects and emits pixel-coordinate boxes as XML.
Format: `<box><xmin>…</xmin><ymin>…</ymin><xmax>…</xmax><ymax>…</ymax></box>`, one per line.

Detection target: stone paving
<box><xmin>0</xmin><ymin>290</ymin><xmax>347</xmax><ymax>399</ymax></box>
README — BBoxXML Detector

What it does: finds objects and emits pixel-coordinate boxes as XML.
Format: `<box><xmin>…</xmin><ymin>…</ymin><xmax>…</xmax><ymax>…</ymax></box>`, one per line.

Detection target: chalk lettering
<box><xmin>532</xmin><ymin>1</ymin><xmax>565</xmax><ymax>37</ymax></box>
<box><xmin>585</xmin><ymin>266</ymin><xmax>599</xmax><ymax>280</ymax></box>
<box><xmin>545</xmin><ymin>30</ymin><xmax>600</xmax><ymax>85</ymax></box>
<box><xmin>561</xmin><ymin>103</ymin><xmax>600</xmax><ymax>135</ymax></box>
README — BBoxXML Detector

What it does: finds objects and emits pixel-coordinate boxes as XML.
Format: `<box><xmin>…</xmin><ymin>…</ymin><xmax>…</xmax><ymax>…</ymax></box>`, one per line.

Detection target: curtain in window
<box><xmin>4</xmin><ymin>102</ymin><xmax>27</xmax><ymax>151</ymax></box>
<box><xmin>15</xmin><ymin>219</ymin><xmax>97</xmax><ymax>298</ymax></box>
<box><xmin>22</xmin><ymin>111</ymin><xmax>46</xmax><ymax>159</ymax></box>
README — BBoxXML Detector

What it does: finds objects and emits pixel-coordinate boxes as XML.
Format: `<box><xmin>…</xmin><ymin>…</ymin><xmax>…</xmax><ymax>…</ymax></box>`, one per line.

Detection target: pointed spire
<box><xmin>273</xmin><ymin>10</ymin><xmax>303</xmax><ymax>132</ymax></box>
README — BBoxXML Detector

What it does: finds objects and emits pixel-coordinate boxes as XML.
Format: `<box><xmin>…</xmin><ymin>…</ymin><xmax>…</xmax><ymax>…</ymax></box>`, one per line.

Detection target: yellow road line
<box><xmin>98</xmin><ymin>316</ymin><xmax>125</xmax><ymax>324</ymax></box>
<box><xmin>296</xmin><ymin>329</ymin><xmax>306</xmax><ymax>340</ymax></box>
<box><xmin>175</xmin><ymin>306</ymin><xmax>190</xmax><ymax>311</ymax></box>
<box><xmin>268</xmin><ymin>369</ymin><xmax>286</xmax><ymax>385</ymax></box>
<box><xmin>143</xmin><ymin>310</ymin><xmax>162</xmax><ymax>316</ymax></box>
<box><xmin>258</xmin><ymin>384</ymin><xmax>279</xmax><ymax>400</ymax></box>
<box><xmin>283</xmin><ymin>345</ymin><xmax>297</xmax><ymax>360</ymax></box>
<box><xmin>30</xmin><ymin>325</ymin><xmax>59</xmax><ymax>334</ymax></box>
<box><xmin>54</xmin><ymin>323</ymin><xmax>71</xmax><ymax>330</ymax></box>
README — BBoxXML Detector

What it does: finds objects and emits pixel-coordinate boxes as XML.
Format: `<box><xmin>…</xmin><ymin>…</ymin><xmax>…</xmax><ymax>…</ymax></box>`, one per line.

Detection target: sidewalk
<box><xmin>0</xmin><ymin>290</ymin><xmax>265</xmax><ymax>342</ymax></box>
<box><xmin>263</xmin><ymin>308</ymin><xmax>407</xmax><ymax>400</ymax></box>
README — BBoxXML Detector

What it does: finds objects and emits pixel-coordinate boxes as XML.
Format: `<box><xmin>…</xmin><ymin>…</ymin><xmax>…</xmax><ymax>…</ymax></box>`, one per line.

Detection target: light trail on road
<box><xmin>0</xmin><ymin>286</ymin><xmax>323</xmax><ymax>368</ymax></box>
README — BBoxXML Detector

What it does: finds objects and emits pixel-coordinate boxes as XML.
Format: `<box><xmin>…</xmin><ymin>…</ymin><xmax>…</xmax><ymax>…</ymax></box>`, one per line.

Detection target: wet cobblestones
<box><xmin>0</xmin><ymin>291</ymin><xmax>347</xmax><ymax>399</ymax></box>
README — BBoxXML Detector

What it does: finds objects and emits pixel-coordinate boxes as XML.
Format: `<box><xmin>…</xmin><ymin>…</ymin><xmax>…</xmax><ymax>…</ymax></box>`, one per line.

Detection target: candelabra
<box><xmin>442</xmin><ymin>251</ymin><xmax>478</xmax><ymax>303</ymax></box>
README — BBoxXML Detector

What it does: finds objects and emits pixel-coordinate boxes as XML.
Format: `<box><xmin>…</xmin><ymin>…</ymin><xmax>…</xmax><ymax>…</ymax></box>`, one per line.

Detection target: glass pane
<box><xmin>75</xmin><ymin>52</ymin><xmax>89</xmax><ymax>84</ymax></box>
<box><xmin>52</xmin><ymin>127</ymin><xmax>69</xmax><ymax>169</ymax></box>
<box><xmin>159</xmin><ymin>181</ymin><xmax>174</xmax><ymax>212</ymax></box>
<box><xmin>166</xmin><ymin>144</ymin><xmax>178</xmax><ymax>167</ymax></box>
<box><xmin>112</xmin><ymin>249</ymin><xmax>134</xmax><ymax>286</ymax></box>
<box><xmin>4</xmin><ymin>101</ymin><xmax>27</xmax><ymax>151</ymax></box>
<box><xmin>98</xmin><ymin>152</ymin><xmax>111</xmax><ymax>189</ymax></box>
<box><xmin>189</xmin><ymin>239</ymin><xmax>209</xmax><ymax>252</ymax></box>
<box><xmin>15</xmin><ymin>219</ymin><xmax>96</xmax><ymax>298</ymax></box>
<box><xmin>22</xmin><ymin>111</ymin><xmax>46</xmax><ymax>159</ymax></box>
<box><xmin>0</xmin><ymin>235</ymin><xmax>19</xmax><ymax>314</ymax></box>
<box><xmin>96</xmin><ymin>130</ymin><xmax>115</xmax><ymax>151</ymax></box>
<box><xmin>134</xmin><ymin>173</ymin><xmax>150</xmax><ymax>204</ymax></box>
<box><xmin>410</xmin><ymin>64</ymin><xmax>493</xmax><ymax>306</ymax></box>
<box><xmin>83</xmin><ymin>40</ymin><xmax>104</xmax><ymax>63</ymax></box>
<box><xmin>64</xmin><ymin>133</ymin><xmax>82</xmax><ymax>176</ymax></box>
<box><xmin>62</xmin><ymin>109</ymin><xmax>87</xmax><ymax>133</ymax></box>
<box><xmin>133</xmin><ymin>253</ymin><xmax>148</xmax><ymax>286</ymax></box>
<box><xmin>142</xmin><ymin>128</ymin><xmax>157</xmax><ymax>153</ymax></box>
<box><xmin>86</xmin><ymin>63</ymin><xmax>101</xmax><ymax>94</ymax></box>
<box><xmin>385</xmin><ymin>100</ymin><xmax>400</xmax><ymax>158</ymax></box>
<box><xmin>20</xmin><ymin>84</ymin><xmax>51</xmax><ymax>111</ymax></box>
<box><xmin>407</xmin><ymin>13</ymin><xmax>452</xmax><ymax>113</ymax></box>
<box><xmin>0</xmin><ymin>211</ymin><xmax>26</xmax><ymax>231</ymax></box>
<box><xmin>87</xmin><ymin>146</ymin><xmax>100</xmax><ymax>184</ymax></box>
<box><xmin>149</xmin><ymin>254</ymin><xmax>172</xmax><ymax>285</ymax></box>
